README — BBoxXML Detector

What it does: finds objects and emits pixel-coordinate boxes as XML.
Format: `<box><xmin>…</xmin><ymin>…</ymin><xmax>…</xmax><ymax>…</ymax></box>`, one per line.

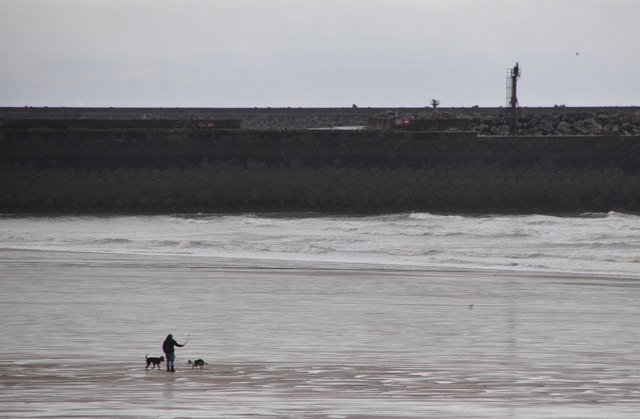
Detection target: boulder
<box><xmin>556</xmin><ymin>121</ymin><xmax>572</xmax><ymax>135</ymax></box>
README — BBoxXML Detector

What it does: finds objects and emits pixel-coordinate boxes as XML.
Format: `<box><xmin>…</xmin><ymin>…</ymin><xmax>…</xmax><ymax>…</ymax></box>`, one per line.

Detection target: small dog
<box><xmin>188</xmin><ymin>359</ymin><xmax>208</xmax><ymax>369</ymax></box>
<box><xmin>145</xmin><ymin>354</ymin><xmax>165</xmax><ymax>370</ymax></box>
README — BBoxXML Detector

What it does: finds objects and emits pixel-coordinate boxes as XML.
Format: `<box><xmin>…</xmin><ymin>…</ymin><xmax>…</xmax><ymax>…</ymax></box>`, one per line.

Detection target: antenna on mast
<box><xmin>505</xmin><ymin>62</ymin><xmax>521</xmax><ymax>135</ymax></box>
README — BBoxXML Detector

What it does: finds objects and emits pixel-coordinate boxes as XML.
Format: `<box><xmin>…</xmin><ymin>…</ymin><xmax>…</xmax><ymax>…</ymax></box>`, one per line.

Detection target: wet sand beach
<box><xmin>1</xmin><ymin>249</ymin><xmax>640</xmax><ymax>418</ymax></box>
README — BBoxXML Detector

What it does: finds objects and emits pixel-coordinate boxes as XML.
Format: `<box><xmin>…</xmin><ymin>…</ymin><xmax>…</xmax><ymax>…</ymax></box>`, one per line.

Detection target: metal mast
<box><xmin>505</xmin><ymin>62</ymin><xmax>521</xmax><ymax>135</ymax></box>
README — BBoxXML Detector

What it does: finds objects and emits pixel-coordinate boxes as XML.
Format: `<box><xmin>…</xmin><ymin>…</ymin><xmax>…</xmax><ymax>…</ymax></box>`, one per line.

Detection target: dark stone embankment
<box><xmin>1</xmin><ymin>107</ymin><xmax>640</xmax><ymax>214</ymax></box>
<box><xmin>4</xmin><ymin>106</ymin><xmax>640</xmax><ymax>134</ymax></box>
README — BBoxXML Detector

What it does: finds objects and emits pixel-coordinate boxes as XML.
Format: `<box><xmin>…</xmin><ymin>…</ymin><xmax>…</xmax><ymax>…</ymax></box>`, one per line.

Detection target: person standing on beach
<box><xmin>162</xmin><ymin>334</ymin><xmax>185</xmax><ymax>372</ymax></box>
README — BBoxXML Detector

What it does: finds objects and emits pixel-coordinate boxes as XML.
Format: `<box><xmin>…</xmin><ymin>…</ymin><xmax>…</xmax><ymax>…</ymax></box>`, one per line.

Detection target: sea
<box><xmin>1</xmin><ymin>212</ymin><xmax>640</xmax><ymax>418</ymax></box>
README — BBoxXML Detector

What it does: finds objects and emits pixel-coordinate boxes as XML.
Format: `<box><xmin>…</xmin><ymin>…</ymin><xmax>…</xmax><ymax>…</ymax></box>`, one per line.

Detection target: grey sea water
<box><xmin>1</xmin><ymin>213</ymin><xmax>639</xmax><ymax>418</ymax></box>
<box><xmin>2</xmin><ymin>212</ymin><xmax>640</xmax><ymax>276</ymax></box>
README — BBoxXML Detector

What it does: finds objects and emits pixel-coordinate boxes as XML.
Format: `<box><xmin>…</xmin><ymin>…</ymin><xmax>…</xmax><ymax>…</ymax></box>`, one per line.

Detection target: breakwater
<box><xmin>1</xmin><ymin>107</ymin><xmax>640</xmax><ymax>214</ymax></box>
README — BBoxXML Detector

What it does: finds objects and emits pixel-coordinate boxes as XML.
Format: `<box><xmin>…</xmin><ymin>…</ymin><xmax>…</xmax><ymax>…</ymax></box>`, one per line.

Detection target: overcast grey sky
<box><xmin>1</xmin><ymin>0</ymin><xmax>639</xmax><ymax>108</ymax></box>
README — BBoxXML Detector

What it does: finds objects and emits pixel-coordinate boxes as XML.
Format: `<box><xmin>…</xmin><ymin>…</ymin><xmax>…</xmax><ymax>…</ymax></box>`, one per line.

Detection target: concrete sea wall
<box><xmin>1</xmin><ymin>117</ymin><xmax>639</xmax><ymax>214</ymax></box>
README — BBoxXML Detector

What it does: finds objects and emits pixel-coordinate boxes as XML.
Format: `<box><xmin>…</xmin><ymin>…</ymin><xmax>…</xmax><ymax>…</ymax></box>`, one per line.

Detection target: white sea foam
<box><xmin>1</xmin><ymin>212</ymin><xmax>638</xmax><ymax>276</ymax></box>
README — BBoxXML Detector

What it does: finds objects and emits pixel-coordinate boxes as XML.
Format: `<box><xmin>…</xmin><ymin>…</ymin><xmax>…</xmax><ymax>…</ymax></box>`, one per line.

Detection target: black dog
<box><xmin>188</xmin><ymin>359</ymin><xmax>208</xmax><ymax>369</ymax></box>
<box><xmin>145</xmin><ymin>354</ymin><xmax>165</xmax><ymax>370</ymax></box>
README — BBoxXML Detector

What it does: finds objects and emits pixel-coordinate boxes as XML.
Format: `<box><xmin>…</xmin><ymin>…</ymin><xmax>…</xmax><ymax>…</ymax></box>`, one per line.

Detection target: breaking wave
<box><xmin>1</xmin><ymin>211</ymin><xmax>639</xmax><ymax>277</ymax></box>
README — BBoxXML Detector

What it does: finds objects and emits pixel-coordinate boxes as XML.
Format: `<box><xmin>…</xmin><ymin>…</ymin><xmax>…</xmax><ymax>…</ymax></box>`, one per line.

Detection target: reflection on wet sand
<box><xmin>2</xmin><ymin>361</ymin><xmax>639</xmax><ymax>418</ymax></box>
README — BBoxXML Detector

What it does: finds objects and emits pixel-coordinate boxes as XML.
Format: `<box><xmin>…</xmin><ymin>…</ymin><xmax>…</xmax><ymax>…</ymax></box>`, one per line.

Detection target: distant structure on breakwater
<box><xmin>1</xmin><ymin>106</ymin><xmax>640</xmax><ymax>214</ymax></box>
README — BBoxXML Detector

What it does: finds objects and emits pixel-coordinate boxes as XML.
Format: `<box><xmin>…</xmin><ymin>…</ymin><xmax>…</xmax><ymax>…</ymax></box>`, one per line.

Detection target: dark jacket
<box><xmin>162</xmin><ymin>336</ymin><xmax>184</xmax><ymax>354</ymax></box>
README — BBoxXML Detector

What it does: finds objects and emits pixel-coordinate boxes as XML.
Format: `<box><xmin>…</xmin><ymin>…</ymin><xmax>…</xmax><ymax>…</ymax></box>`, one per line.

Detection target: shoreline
<box><xmin>2</xmin><ymin>247</ymin><xmax>640</xmax><ymax>281</ymax></box>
